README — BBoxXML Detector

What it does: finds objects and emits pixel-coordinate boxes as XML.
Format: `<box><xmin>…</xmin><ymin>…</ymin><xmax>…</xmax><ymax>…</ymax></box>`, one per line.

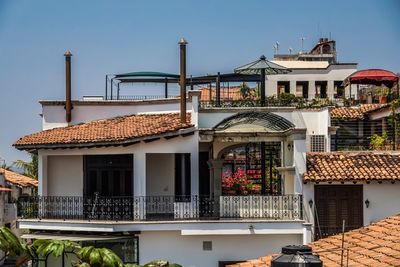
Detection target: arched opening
<box><xmin>220</xmin><ymin>142</ymin><xmax>282</xmax><ymax>196</ymax></box>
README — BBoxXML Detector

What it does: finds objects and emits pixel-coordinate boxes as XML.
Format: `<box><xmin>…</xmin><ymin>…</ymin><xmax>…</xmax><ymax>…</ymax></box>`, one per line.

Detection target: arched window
<box><xmin>220</xmin><ymin>142</ymin><xmax>282</xmax><ymax>196</ymax></box>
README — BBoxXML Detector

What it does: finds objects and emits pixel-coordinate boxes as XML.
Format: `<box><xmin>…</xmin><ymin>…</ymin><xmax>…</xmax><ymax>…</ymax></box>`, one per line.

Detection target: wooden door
<box><xmin>314</xmin><ymin>185</ymin><xmax>363</xmax><ymax>239</ymax></box>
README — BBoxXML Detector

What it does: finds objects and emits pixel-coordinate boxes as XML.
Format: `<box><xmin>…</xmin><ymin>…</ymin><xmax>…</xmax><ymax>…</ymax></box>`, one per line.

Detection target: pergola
<box><xmin>107</xmin><ymin>71</ymin><xmax>261</xmax><ymax>102</ymax></box>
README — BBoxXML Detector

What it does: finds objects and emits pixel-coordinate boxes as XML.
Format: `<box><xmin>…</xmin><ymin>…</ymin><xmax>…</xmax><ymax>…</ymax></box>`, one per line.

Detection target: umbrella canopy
<box><xmin>234</xmin><ymin>55</ymin><xmax>291</xmax><ymax>106</ymax></box>
<box><xmin>234</xmin><ymin>55</ymin><xmax>291</xmax><ymax>75</ymax></box>
<box><xmin>344</xmin><ymin>69</ymin><xmax>399</xmax><ymax>88</ymax></box>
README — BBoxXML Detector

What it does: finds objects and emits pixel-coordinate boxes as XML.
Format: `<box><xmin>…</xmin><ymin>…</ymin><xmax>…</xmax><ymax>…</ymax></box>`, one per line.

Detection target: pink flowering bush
<box><xmin>222</xmin><ymin>168</ymin><xmax>254</xmax><ymax>195</ymax></box>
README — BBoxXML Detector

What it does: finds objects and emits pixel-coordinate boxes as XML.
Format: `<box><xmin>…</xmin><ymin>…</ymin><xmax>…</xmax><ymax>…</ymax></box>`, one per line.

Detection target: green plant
<box><xmin>370</xmin><ymin>133</ymin><xmax>388</xmax><ymax>150</ymax></box>
<box><xmin>13</xmin><ymin>153</ymin><xmax>38</xmax><ymax>179</ymax></box>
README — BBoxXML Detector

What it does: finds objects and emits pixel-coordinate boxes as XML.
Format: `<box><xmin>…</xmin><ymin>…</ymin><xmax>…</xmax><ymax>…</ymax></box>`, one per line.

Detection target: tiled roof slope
<box><xmin>331</xmin><ymin>104</ymin><xmax>387</xmax><ymax>120</ymax></box>
<box><xmin>304</xmin><ymin>152</ymin><xmax>400</xmax><ymax>182</ymax></box>
<box><xmin>228</xmin><ymin>214</ymin><xmax>400</xmax><ymax>267</ymax></box>
<box><xmin>14</xmin><ymin>113</ymin><xmax>193</xmax><ymax>149</ymax></box>
<box><xmin>200</xmin><ymin>87</ymin><xmax>243</xmax><ymax>101</ymax></box>
<box><xmin>0</xmin><ymin>168</ymin><xmax>38</xmax><ymax>187</ymax></box>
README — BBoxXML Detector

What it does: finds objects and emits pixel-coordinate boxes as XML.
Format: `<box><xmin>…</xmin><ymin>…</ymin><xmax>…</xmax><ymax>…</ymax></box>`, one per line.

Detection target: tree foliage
<box><xmin>0</xmin><ymin>226</ymin><xmax>181</xmax><ymax>267</ymax></box>
<box><xmin>13</xmin><ymin>153</ymin><xmax>38</xmax><ymax>179</ymax></box>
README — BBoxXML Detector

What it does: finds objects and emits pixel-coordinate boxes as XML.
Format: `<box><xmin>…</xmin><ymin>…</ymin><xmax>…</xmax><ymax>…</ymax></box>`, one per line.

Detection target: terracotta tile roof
<box><xmin>199</xmin><ymin>87</ymin><xmax>245</xmax><ymax>101</ymax></box>
<box><xmin>331</xmin><ymin>104</ymin><xmax>388</xmax><ymax>120</ymax></box>
<box><xmin>228</xmin><ymin>214</ymin><xmax>400</xmax><ymax>267</ymax></box>
<box><xmin>14</xmin><ymin>113</ymin><xmax>193</xmax><ymax>149</ymax></box>
<box><xmin>0</xmin><ymin>168</ymin><xmax>38</xmax><ymax>187</ymax></box>
<box><xmin>303</xmin><ymin>152</ymin><xmax>400</xmax><ymax>182</ymax></box>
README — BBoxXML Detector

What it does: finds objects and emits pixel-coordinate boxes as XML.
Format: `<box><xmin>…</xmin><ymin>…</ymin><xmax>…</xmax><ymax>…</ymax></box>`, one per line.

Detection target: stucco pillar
<box><xmin>134</xmin><ymin>152</ymin><xmax>146</xmax><ymax>197</ymax></box>
<box><xmin>290</xmin><ymin>80</ymin><xmax>296</xmax><ymax>95</ymax></box>
<box><xmin>308</xmin><ymin>80</ymin><xmax>316</xmax><ymax>99</ymax></box>
<box><xmin>208</xmin><ymin>159</ymin><xmax>224</xmax><ymax>197</ymax></box>
<box><xmin>38</xmin><ymin>153</ymin><xmax>48</xmax><ymax>196</ymax></box>
<box><xmin>327</xmin><ymin>80</ymin><xmax>334</xmax><ymax>99</ymax></box>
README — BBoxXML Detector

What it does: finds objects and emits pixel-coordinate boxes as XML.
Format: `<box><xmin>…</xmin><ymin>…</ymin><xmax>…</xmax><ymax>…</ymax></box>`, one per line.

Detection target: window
<box><xmin>203</xmin><ymin>241</ymin><xmax>212</xmax><ymax>251</ymax></box>
<box><xmin>82</xmin><ymin>237</ymin><xmax>139</xmax><ymax>264</ymax></box>
<box><xmin>277</xmin><ymin>81</ymin><xmax>290</xmax><ymax>95</ymax></box>
<box><xmin>310</xmin><ymin>135</ymin><xmax>326</xmax><ymax>152</ymax></box>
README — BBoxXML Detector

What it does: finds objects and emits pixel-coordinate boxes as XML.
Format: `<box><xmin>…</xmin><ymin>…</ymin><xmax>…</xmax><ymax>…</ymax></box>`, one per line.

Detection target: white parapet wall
<box><xmin>139</xmin><ymin>230</ymin><xmax>302</xmax><ymax>267</ymax></box>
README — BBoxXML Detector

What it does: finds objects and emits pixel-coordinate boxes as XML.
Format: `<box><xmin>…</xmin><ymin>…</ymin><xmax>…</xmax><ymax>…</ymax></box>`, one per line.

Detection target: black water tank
<box><xmin>271</xmin><ymin>245</ymin><xmax>322</xmax><ymax>267</ymax></box>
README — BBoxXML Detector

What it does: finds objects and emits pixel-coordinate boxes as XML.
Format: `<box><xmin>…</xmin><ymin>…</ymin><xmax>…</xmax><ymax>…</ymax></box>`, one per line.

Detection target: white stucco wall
<box><xmin>363</xmin><ymin>183</ymin><xmax>400</xmax><ymax>224</ymax></box>
<box><xmin>139</xmin><ymin>231</ymin><xmax>302</xmax><ymax>267</ymax></box>
<box><xmin>39</xmin><ymin>133</ymin><xmax>199</xmax><ymax>197</ymax></box>
<box><xmin>264</xmin><ymin>64</ymin><xmax>357</xmax><ymax>98</ymax></box>
<box><xmin>146</xmin><ymin>154</ymin><xmax>175</xmax><ymax>196</ymax></box>
<box><xmin>302</xmin><ymin>182</ymin><xmax>400</xmax><ymax>234</ymax></box>
<box><xmin>42</xmin><ymin>101</ymin><xmax>193</xmax><ymax>130</ymax></box>
<box><xmin>47</xmin><ymin>155</ymin><xmax>83</xmax><ymax>196</ymax></box>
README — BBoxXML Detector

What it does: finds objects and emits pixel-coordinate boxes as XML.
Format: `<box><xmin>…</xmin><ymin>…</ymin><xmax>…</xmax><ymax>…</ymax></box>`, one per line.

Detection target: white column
<box><xmin>266</xmin><ymin>80</ymin><xmax>277</xmax><ymax>96</ymax></box>
<box><xmin>208</xmin><ymin>159</ymin><xmax>224</xmax><ymax>197</ymax></box>
<box><xmin>290</xmin><ymin>80</ymin><xmax>296</xmax><ymax>95</ymax></box>
<box><xmin>308</xmin><ymin>80</ymin><xmax>316</xmax><ymax>99</ymax></box>
<box><xmin>134</xmin><ymin>152</ymin><xmax>146</xmax><ymax>197</ymax></box>
<box><xmin>327</xmin><ymin>80</ymin><xmax>334</xmax><ymax>99</ymax></box>
<box><xmin>38</xmin><ymin>153</ymin><xmax>48</xmax><ymax>196</ymax></box>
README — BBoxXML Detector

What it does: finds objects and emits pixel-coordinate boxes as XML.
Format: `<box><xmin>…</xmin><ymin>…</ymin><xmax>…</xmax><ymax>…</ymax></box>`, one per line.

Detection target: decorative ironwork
<box><xmin>19</xmin><ymin>195</ymin><xmax>303</xmax><ymax>221</ymax></box>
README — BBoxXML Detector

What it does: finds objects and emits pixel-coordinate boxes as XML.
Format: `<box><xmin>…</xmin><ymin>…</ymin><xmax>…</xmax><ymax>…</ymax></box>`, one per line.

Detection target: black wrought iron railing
<box><xmin>199</xmin><ymin>97</ymin><xmax>344</xmax><ymax>109</ymax></box>
<box><xmin>18</xmin><ymin>195</ymin><xmax>303</xmax><ymax>221</ymax></box>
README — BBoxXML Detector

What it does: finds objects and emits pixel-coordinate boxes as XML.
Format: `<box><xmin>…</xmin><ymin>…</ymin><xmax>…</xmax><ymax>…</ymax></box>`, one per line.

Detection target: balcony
<box><xmin>19</xmin><ymin>195</ymin><xmax>303</xmax><ymax>222</ymax></box>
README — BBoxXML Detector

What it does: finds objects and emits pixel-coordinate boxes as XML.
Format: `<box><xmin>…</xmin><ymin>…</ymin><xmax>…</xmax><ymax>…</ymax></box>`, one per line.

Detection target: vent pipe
<box><xmin>64</xmin><ymin>50</ymin><xmax>73</xmax><ymax>123</ymax></box>
<box><xmin>179</xmin><ymin>38</ymin><xmax>188</xmax><ymax>123</ymax></box>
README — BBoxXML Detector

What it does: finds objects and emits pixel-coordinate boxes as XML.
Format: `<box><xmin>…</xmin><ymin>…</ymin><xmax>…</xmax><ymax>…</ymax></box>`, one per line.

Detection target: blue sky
<box><xmin>0</xmin><ymin>0</ymin><xmax>399</xmax><ymax>164</ymax></box>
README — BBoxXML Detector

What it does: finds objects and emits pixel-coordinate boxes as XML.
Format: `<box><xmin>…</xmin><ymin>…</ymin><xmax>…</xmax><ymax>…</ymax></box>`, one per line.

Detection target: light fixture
<box><xmin>308</xmin><ymin>199</ymin><xmax>313</xmax><ymax>209</ymax></box>
<box><xmin>287</xmin><ymin>143</ymin><xmax>293</xmax><ymax>151</ymax></box>
<box><xmin>365</xmin><ymin>199</ymin><xmax>370</xmax><ymax>208</ymax></box>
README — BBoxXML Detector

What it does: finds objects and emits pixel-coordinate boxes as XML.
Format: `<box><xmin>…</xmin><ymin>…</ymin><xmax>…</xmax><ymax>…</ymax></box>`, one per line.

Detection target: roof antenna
<box><xmin>288</xmin><ymin>47</ymin><xmax>293</xmax><ymax>55</ymax></box>
<box><xmin>275</xmin><ymin>41</ymin><xmax>280</xmax><ymax>54</ymax></box>
<box><xmin>300</xmin><ymin>37</ymin><xmax>306</xmax><ymax>53</ymax></box>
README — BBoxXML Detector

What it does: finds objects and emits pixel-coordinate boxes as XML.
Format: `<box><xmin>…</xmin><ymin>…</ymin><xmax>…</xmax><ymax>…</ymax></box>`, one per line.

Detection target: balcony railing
<box><xmin>199</xmin><ymin>96</ymin><xmax>347</xmax><ymax>109</ymax></box>
<box><xmin>18</xmin><ymin>195</ymin><xmax>303</xmax><ymax>222</ymax></box>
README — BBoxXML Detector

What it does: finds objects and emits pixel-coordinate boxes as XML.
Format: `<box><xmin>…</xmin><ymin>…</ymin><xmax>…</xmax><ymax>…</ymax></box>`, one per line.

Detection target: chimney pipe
<box><xmin>64</xmin><ymin>50</ymin><xmax>72</xmax><ymax>123</ymax></box>
<box><xmin>179</xmin><ymin>38</ymin><xmax>188</xmax><ymax>123</ymax></box>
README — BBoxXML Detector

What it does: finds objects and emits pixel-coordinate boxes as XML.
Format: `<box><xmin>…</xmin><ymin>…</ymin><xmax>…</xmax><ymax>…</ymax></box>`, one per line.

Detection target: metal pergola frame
<box><xmin>106</xmin><ymin>72</ymin><xmax>261</xmax><ymax>102</ymax></box>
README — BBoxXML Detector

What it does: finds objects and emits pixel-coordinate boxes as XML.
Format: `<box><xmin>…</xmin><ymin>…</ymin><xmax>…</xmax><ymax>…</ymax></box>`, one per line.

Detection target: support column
<box><xmin>134</xmin><ymin>152</ymin><xmax>146</xmax><ymax>197</ymax></box>
<box><xmin>308</xmin><ymin>80</ymin><xmax>316</xmax><ymax>99</ymax></box>
<box><xmin>208</xmin><ymin>159</ymin><xmax>224</xmax><ymax>197</ymax></box>
<box><xmin>289</xmin><ymin>80</ymin><xmax>296</xmax><ymax>95</ymax></box>
<box><xmin>327</xmin><ymin>80</ymin><xmax>334</xmax><ymax>100</ymax></box>
<box><xmin>38</xmin><ymin>154</ymin><xmax>48</xmax><ymax>196</ymax></box>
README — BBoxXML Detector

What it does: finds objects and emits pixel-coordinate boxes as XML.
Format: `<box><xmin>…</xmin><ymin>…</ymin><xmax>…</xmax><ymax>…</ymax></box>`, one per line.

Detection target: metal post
<box><xmin>110</xmin><ymin>78</ymin><xmax>114</xmax><ymax>100</ymax></box>
<box><xmin>269</xmin><ymin>150</ymin><xmax>273</xmax><ymax>194</ymax></box>
<box><xmin>216</xmin><ymin>72</ymin><xmax>221</xmax><ymax>107</ymax></box>
<box><xmin>164</xmin><ymin>78</ymin><xmax>168</xmax><ymax>98</ymax></box>
<box><xmin>260</xmin><ymin>68</ymin><xmax>266</xmax><ymax>107</ymax></box>
<box><xmin>105</xmin><ymin>75</ymin><xmax>108</xmax><ymax>100</ymax></box>
<box><xmin>190</xmin><ymin>75</ymin><xmax>193</xmax><ymax>91</ymax></box>
<box><xmin>64</xmin><ymin>51</ymin><xmax>72</xmax><ymax>123</ymax></box>
<box><xmin>261</xmin><ymin>142</ymin><xmax>266</xmax><ymax>195</ymax></box>
<box><xmin>117</xmin><ymin>82</ymin><xmax>120</xmax><ymax>100</ymax></box>
<box><xmin>179</xmin><ymin>38</ymin><xmax>188</xmax><ymax>123</ymax></box>
<box><xmin>209</xmin><ymin>83</ymin><xmax>212</xmax><ymax>102</ymax></box>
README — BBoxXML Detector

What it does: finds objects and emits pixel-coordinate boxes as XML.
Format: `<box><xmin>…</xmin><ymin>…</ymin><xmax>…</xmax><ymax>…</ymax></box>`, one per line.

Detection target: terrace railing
<box><xmin>199</xmin><ymin>96</ymin><xmax>347</xmax><ymax>109</ymax></box>
<box><xmin>18</xmin><ymin>195</ymin><xmax>303</xmax><ymax>222</ymax></box>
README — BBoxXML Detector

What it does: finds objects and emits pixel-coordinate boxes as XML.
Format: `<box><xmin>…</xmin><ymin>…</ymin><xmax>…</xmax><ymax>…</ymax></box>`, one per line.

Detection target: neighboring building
<box><xmin>267</xmin><ymin>38</ymin><xmax>358</xmax><ymax>100</ymax></box>
<box><xmin>227</xmin><ymin>214</ymin><xmax>400</xmax><ymax>267</ymax></box>
<box><xmin>0</xmin><ymin>168</ymin><xmax>37</xmax><ymax>227</ymax></box>
<box><xmin>303</xmin><ymin>152</ymin><xmax>400</xmax><ymax>239</ymax></box>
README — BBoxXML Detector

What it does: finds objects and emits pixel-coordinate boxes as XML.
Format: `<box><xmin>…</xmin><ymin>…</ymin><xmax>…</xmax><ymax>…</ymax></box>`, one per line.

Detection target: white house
<box><xmin>12</xmin><ymin>43</ymin><xmax>400</xmax><ymax>266</ymax></box>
